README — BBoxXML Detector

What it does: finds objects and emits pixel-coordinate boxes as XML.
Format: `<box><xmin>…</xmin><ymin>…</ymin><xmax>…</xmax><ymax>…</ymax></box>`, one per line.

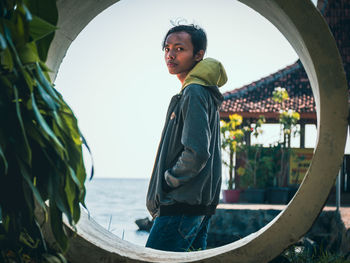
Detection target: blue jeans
<box><xmin>145</xmin><ymin>215</ymin><xmax>211</xmax><ymax>252</ymax></box>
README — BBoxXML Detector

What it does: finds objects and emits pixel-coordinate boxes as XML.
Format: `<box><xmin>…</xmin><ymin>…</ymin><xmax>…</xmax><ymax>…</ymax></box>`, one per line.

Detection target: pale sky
<box><xmin>54</xmin><ymin>0</ymin><xmax>347</xmax><ymax>179</ymax></box>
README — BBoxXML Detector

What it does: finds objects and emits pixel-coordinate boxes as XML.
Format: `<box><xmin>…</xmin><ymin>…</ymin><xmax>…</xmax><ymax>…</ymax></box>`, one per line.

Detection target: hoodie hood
<box><xmin>182</xmin><ymin>57</ymin><xmax>227</xmax><ymax>106</ymax></box>
<box><xmin>181</xmin><ymin>57</ymin><xmax>228</xmax><ymax>90</ymax></box>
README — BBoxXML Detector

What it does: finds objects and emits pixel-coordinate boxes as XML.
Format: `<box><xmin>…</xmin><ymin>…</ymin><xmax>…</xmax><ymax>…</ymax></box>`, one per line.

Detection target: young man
<box><xmin>145</xmin><ymin>24</ymin><xmax>227</xmax><ymax>252</ymax></box>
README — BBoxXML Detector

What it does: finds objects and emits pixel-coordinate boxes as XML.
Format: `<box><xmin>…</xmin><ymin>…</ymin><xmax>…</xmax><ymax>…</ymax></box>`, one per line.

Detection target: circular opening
<box><xmin>54</xmin><ymin>0</ymin><xmax>312</xmax><ymax>247</ymax></box>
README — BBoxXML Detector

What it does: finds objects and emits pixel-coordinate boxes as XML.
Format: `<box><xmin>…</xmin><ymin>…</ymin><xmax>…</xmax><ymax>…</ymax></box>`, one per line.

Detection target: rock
<box><xmin>306</xmin><ymin>211</ymin><xmax>345</xmax><ymax>253</ymax></box>
<box><xmin>135</xmin><ymin>217</ymin><xmax>153</xmax><ymax>232</ymax></box>
<box><xmin>207</xmin><ymin>208</ymin><xmax>280</xmax><ymax>247</ymax></box>
<box><xmin>297</xmin><ymin>237</ymin><xmax>318</xmax><ymax>258</ymax></box>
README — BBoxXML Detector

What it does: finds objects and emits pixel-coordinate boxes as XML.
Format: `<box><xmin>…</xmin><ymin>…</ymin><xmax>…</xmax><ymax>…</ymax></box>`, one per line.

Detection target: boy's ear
<box><xmin>195</xmin><ymin>50</ymin><xmax>205</xmax><ymax>61</ymax></box>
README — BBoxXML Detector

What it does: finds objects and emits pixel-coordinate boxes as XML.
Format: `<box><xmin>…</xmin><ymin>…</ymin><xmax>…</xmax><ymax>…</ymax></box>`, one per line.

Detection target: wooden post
<box><xmin>300</xmin><ymin>122</ymin><xmax>305</xmax><ymax>148</ymax></box>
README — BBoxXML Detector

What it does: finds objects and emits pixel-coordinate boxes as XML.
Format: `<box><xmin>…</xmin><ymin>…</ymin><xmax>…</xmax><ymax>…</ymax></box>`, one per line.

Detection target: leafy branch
<box><xmin>0</xmin><ymin>0</ymin><xmax>91</xmax><ymax>262</ymax></box>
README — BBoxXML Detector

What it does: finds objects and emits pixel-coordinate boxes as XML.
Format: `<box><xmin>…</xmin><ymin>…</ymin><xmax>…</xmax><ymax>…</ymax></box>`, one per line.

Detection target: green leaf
<box><xmin>35</xmin><ymin>78</ymin><xmax>64</xmax><ymax>130</ymax></box>
<box><xmin>21</xmin><ymin>69</ymin><xmax>35</xmax><ymax>91</ymax></box>
<box><xmin>64</xmin><ymin>169</ymin><xmax>82</xmax><ymax>223</ymax></box>
<box><xmin>72</xmin><ymin>199</ymin><xmax>81</xmax><ymax>223</ymax></box>
<box><xmin>3</xmin><ymin>23</ymin><xmax>26</xmax><ymax>68</ymax></box>
<box><xmin>36</xmin><ymin>79</ymin><xmax>59</xmax><ymax>111</ymax></box>
<box><xmin>19</xmin><ymin>231</ymin><xmax>40</xmax><ymax>249</ymax></box>
<box><xmin>68</xmin><ymin>167</ymin><xmax>82</xmax><ymax>194</ymax></box>
<box><xmin>24</xmin><ymin>0</ymin><xmax>58</xmax><ymax>26</ymax></box>
<box><xmin>31</xmin><ymin>93</ymin><xmax>66</xmax><ymax>158</ymax></box>
<box><xmin>0</xmin><ymin>126</ymin><xmax>8</xmax><ymax>175</ymax></box>
<box><xmin>0</xmin><ymin>48</ymin><xmax>14</xmax><ymax>71</ymax></box>
<box><xmin>0</xmin><ymin>32</ymin><xmax>6</xmax><ymax>50</ymax></box>
<box><xmin>47</xmin><ymin>162</ymin><xmax>72</xmax><ymax>226</ymax></box>
<box><xmin>39</xmin><ymin>60</ymin><xmax>53</xmax><ymax>72</ymax></box>
<box><xmin>0</xmin><ymin>76</ymin><xmax>12</xmax><ymax>88</ymax></box>
<box><xmin>17</xmin><ymin>158</ymin><xmax>46</xmax><ymax>211</ymax></box>
<box><xmin>49</xmin><ymin>201</ymin><xmax>68</xmax><ymax>252</ymax></box>
<box><xmin>35</xmin><ymin>62</ymin><xmax>60</xmax><ymax>101</ymax></box>
<box><xmin>25</xmin><ymin>0</ymin><xmax>58</xmax><ymax>61</ymax></box>
<box><xmin>18</xmin><ymin>41</ymin><xmax>39</xmax><ymax>64</ymax></box>
<box><xmin>13</xmin><ymin>85</ymin><xmax>32</xmax><ymax>164</ymax></box>
<box><xmin>14</xmin><ymin>11</ymin><xmax>28</xmax><ymax>47</ymax></box>
<box><xmin>80</xmin><ymin>134</ymin><xmax>94</xmax><ymax>180</ymax></box>
<box><xmin>2</xmin><ymin>214</ymin><xmax>10</xmax><ymax>232</ymax></box>
<box><xmin>29</xmin><ymin>15</ymin><xmax>57</xmax><ymax>43</ymax></box>
<box><xmin>18</xmin><ymin>4</ymin><xmax>33</xmax><ymax>22</ymax></box>
<box><xmin>36</xmin><ymin>32</ymin><xmax>55</xmax><ymax>61</ymax></box>
<box><xmin>0</xmin><ymin>144</ymin><xmax>8</xmax><ymax>175</ymax></box>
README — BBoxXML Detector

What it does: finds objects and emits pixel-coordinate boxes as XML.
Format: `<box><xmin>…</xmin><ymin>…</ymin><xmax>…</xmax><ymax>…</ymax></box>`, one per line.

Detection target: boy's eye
<box><xmin>165</xmin><ymin>47</ymin><xmax>169</xmax><ymax>52</ymax></box>
<box><xmin>176</xmin><ymin>47</ymin><xmax>183</xmax><ymax>51</ymax></box>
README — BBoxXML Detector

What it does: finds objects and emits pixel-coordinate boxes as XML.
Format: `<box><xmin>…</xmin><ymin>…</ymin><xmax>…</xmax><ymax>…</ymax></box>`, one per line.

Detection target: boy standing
<box><xmin>146</xmin><ymin>24</ymin><xmax>227</xmax><ymax>252</ymax></box>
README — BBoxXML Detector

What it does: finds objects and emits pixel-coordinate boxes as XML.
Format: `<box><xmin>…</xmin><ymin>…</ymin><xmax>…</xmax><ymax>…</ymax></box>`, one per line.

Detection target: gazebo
<box><xmin>220</xmin><ymin>0</ymin><xmax>349</xmax><ymax>149</ymax></box>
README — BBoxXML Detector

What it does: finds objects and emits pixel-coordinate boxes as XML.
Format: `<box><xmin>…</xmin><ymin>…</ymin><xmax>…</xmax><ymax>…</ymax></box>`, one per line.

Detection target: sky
<box><xmin>53</xmin><ymin>0</ymin><xmax>347</xmax><ymax>179</ymax></box>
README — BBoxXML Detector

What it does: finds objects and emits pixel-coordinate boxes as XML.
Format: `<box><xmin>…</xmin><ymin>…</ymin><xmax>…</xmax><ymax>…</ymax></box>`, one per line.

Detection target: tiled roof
<box><xmin>220</xmin><ymin>0</ymin><xmax>349</xmax><ymax>122</ymax></box>
<box><xmin>221</xmin><ymin>61</ymin><xmax>315</xmax><ymax>121</ymax></box>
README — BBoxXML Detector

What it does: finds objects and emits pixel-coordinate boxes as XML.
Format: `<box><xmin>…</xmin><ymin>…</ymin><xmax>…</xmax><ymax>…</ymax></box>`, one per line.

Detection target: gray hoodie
<box><xmin>146</xmin><ymin>58</ymin><xmax>227</xmax><ymax>218</ymax></box>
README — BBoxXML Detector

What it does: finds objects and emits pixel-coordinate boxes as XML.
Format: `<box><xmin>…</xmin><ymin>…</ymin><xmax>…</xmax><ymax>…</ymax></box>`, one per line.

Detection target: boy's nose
<box><xmin>167</xmin><ymin>50</ymin><xmax>175</xmax><ymax>60</ymax></box>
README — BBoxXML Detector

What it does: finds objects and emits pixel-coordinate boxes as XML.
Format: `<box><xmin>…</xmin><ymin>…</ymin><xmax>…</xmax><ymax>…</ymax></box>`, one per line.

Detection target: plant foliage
<box><xmin>238</xmin><ymin>145</ymin><xmax>276</xmax><ymax>189</ymax></box>
<box><xmin>0</xmin><ymin>0</ymin><xmax>91</xmax><ymax>261</ymax></box>
<box><xmin>220</xmin><ymin>114</ymin><xmax>266</xmax><ymax>189</ymax></box>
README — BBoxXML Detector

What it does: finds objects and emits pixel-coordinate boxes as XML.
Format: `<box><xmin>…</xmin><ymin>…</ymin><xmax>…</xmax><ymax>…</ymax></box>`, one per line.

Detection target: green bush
<box><xmin>237</xmin><ymin>145</ymin><xmax>277</xmax><ymax>189</ymax></box>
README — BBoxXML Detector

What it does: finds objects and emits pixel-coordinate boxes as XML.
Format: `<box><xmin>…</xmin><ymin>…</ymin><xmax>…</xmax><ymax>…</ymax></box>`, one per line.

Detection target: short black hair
<box><xmin>162</xmin><ymin>24</ymin><xmax>207</xmax><ymax>56</ymax></box>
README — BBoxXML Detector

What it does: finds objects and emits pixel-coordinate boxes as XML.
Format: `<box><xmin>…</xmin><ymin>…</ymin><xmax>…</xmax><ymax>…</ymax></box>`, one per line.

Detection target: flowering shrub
<box><xmin>279</xmin><ymin>109</ymin><xmax>300</xmax><ymax>136</ymax></box>
<box><xmin>273</xmin><ymin>86</ymin><xmax>300</xmax><ymax>146</ymax></box>
<box><xmin>220</xmin><ymin>114</ymin><xmax>266</xmax><ymax>189</ymax></box>
<box><xmin>221</xmin><ymin>114</ymin><xmax>245</xmax><ymax>152</ymax></box>
<box><xmin>251</xmin><ymin>115</ymin><xmax>266</xmax><ymax>138</ymax></box>
<box><xmin>220</xmin><ymin>114</ymin><xmax>246</xmax><ymax>189</ymax></box>
<box><xmin>272</xmin><ymin>86</ymin><xmax>289</xmax><ymax>104</ymax></box>
<box><xmin>272</xmin><ymin>87</ymin><xmax>301</xmax><ymax>186</ymax></box>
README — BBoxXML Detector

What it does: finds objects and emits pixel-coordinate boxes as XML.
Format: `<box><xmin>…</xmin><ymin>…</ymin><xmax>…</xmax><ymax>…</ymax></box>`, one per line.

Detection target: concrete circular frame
<box><xmin>43</xmin><ymin>0</ymin><xmax>348</xmax><ymax>262</ymax></box>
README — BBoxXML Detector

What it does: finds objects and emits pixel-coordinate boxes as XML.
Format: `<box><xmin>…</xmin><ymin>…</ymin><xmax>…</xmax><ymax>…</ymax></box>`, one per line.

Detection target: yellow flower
<box><xmin>235</xmin><ymin>130</ymin><xmax>244</xmax><ymax>138</ymax></box>
<box><xmin>292</xmin><ymin>112</ymin><xmax>300</xmax><ymax>120</ymax></box>
<box><xmin>284</xmin><ymin>129</ymin><xmax>291</xmax><ymax>135</ymax></box>
<box><xmin>231</xmin><ymin>141</ymin><xmax>237</xmax><ymax>151</ymax></box>
<box><xmin>282</xmin><ymin>91</ymin><xmax>289</xmax><ymax>100</ymax></box>
<box><xmin>237</xmin><ymin>167</ymin><xmax>246</xmax><ymax>176</ymax></box>
<box><xmin>229</xmin><ymin>114</ymin><xmax>243</xmax><ymax>125</ymax></box>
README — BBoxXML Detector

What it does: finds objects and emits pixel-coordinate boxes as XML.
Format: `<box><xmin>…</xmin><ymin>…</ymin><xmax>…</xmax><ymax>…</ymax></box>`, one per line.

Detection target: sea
<box><xmin>84</xmin><ymin>178</ymin><xmax>150</xmax><ymax>246</ymax></box>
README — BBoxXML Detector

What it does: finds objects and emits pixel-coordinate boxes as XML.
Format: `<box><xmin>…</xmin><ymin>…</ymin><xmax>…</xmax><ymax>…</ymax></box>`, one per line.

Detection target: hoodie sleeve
<box><xmin>164</xmin><ymin>85</ymin><xmax>211</xmax><ymax>189</ymax></box>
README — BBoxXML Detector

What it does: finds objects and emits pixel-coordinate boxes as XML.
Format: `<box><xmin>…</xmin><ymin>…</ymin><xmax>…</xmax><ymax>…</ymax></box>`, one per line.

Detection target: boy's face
<box><xmin>164</xmin><ymin>31</ymin><xmax>203</xmax><ymax>83</ymax></box>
